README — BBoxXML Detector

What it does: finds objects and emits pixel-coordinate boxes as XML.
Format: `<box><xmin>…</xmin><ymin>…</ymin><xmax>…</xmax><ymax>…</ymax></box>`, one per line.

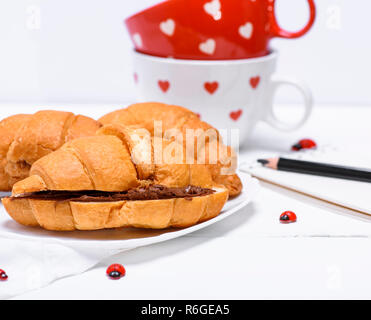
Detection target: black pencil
<box><xmin>257</xmin><ymin>157</ymin><xmax>371</xmax><ymax>183</ymax></box>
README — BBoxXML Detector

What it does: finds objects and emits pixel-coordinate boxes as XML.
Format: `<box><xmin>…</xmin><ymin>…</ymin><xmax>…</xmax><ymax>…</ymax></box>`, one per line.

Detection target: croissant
<box><xmin>2</xmin><ymin>125</ymin><xmax>229</xmax><ymax>231</ymax></box>
<box><xmin>99</xmin><ymin>102</ymin><xmax>243</xmax><ymax>197</ymax></box>
<box><xmin>0</xmin><ymin>110</ymin><xmax>101</xmax><ymax>191</ymax></box>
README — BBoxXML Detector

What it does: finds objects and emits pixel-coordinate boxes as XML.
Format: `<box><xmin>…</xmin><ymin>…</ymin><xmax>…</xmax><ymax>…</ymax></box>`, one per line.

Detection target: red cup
<box><xmin>125</xmin><ymin>0</ymin><xmax>316</xmax><ymax>60</ymax></box>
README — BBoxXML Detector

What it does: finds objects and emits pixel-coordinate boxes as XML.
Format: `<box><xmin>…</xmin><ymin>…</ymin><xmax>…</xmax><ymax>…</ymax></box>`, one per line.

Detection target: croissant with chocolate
<box><xmin>100</xmin><ymin>102</ymin><xmax>242</xmax><ymax>197</ymax></box>
<box><xmin>0</xmin><ymin>110</ymin><xmax>101</xmax><ymax>191</ymax></box>
<box><xmin>2</xmin><ymin>125</ymin><xmax>229</xmax><ymax>231</ymax></box>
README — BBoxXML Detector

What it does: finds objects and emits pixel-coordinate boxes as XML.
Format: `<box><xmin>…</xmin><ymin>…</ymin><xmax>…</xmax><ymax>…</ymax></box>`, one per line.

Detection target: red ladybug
<box><xmin>0</xmin><ymin>269</ymin><xmax>8</xmax><ymax>281</ymax></box>
<box><xmin>280</xmin><ymin>211</ymin><xmax>297</xmax><ymax>224</ymax></box>
<box><xmin>106</xmin><ymin>264</ymin><xmax>126</xmax><ymax>280</ymax></box>
<box><xmin>292</xmin><ymin>139</ymin><xmax>317</xmax><ymax>151</ymax></box>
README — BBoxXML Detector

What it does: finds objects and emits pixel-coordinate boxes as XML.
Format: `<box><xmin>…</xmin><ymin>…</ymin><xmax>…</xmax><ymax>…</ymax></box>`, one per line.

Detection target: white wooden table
<box><xmin>4</xmin><ymin>104</ymin><xmax>371</xmax><ymax>300</ymax></box>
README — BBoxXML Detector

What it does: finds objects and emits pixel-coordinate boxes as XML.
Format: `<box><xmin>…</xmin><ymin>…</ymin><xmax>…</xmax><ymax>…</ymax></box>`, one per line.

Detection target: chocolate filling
<box><xmin>9</xmin><ymin>185</ymin><xmax>215</xmax><ymax>202</ymax></box>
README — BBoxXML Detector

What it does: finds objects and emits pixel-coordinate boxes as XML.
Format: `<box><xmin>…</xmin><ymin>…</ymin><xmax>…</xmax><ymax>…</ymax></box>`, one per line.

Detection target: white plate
<box><xmin>0</xmin><ymin>172</ymin><xmax>259</xmax><ymax>250</ymax></box>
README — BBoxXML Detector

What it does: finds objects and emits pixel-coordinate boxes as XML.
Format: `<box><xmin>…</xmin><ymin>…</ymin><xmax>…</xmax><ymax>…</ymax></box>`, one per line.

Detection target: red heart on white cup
<box><xmin>204</xmin><ymin>81</ymin><xmax>219</xmax><ymax>94</ymax></box>
<box><xmin>158</xmin><ymin>80</ymin><xmax>170</xmax><ymax>92</ymax></box>
<box><xmin>132</xmin><ymin>50</ymin><xmax>313</xmax><ymax>146</ymax></box>
<box><xmin>250</xmin><ymin>76</ymin><xmax>260</xmax><ymax>89</ymax></box>
<box><xmin>230</xmin><ymin>109</ymin><xmax>242</xmax><ymax>121</ymax></box>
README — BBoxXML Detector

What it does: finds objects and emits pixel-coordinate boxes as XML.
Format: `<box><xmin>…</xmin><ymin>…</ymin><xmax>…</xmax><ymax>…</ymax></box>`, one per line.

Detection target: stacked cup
<box><xmin>126</xmin><ymin>0</ymin><xmax>316</xmax><ymax>144</ymax></box>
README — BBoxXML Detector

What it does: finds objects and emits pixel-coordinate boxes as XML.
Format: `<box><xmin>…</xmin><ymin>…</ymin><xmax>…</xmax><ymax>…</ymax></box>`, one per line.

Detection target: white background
<box><xmin>1</xmin><ymin>0</ymin><xmax>371</xmax><ymax>299</ymax></box>
<box><xmin>0</xmin><ymin>0</ymin><xmax>370</xmax><ymax>105</ymax></box>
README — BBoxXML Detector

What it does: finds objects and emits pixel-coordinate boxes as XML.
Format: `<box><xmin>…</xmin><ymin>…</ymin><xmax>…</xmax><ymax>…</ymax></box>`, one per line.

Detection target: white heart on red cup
<box><xmin>204</xmin><ymin>0</ymin><xmax>222</xmax><ymax>21</ymax></box>
<box><xmin>199</xmin><ymin>39</ymin><xmax>216</xmax><ymax>55</ymax></box>
<box><xmin>160</xmin><ymin>19</ymin><xmax>175</xmax><ymax>36</ymax></box>
<box><xmin>133</xmin><ymin>33</ymin><xmax>143</xmax><ymax>48</ymax></box>
<box><xmin>126</xmin><ymin>0</ymin><xmax>316</xmax><ymax>60</ymax></box>
<box><xmin>239</xmin><ymin>22</ymin><xmax>254</xmax><ymax>39</ymax></box>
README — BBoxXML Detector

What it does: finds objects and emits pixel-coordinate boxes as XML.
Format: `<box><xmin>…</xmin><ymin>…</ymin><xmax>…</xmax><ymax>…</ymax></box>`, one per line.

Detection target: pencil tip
<box><xmin>257</xmin><ymin>159</ymin><xmax>269</xmax><ymax>166</ymax></box>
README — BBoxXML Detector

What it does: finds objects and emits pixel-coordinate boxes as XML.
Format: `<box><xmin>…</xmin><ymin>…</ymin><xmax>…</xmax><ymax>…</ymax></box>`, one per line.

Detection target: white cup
<box><xmin>132</xmin><ymin>50</ymin><xmax>313</xmax><ymax>145</ymax></box>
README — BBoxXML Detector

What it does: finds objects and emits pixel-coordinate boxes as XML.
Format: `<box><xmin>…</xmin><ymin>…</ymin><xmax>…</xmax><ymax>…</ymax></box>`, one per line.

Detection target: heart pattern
<box><xmin>142</xmin><ymin>77</ymin><xmax>261</xmax><ymax>119</ymax></box>
<box><xmin>199</xmin><ymin>39</ymin><xmax>216</xmax><ymax>55</ymax></box>
<box><xmin>249</xmin><ymin>76</ymin><xmax>260</xmax><ymax>89</ymax></box>
<box><xmin>204</xmin><ymin>0</ymin><xmax>222</xmax><ymax>21</ymax></box>
<box><xmin>204</xmin><ymin>81</ymin><xmax>219</xmax><ymax>94</ymax></box>
<box><xmin>133</xmin><ymin>72</ymin><xmax>138</xmax><ymax>84</ymax></box>
<box><xmin>133</xmin><ymin>33</ymin><xmax>143</xmax><ymax>48</ymax></box>
<box><xmin>158</xmin><ymin>80</ymin><xmax>170</xmax><ymax>93</ymax></box>
<box><xmin>239</xmin><ymin>22</ymin><xmax>253</xmax><ymax>39</ymax></box>
<box><xmin>160</xmin><ymin>19</ymin><xmax>175</xmax><ymax>36</ymax></box>
<box><xmin>230</xmin><ymin>109</ymin><xmax>243</xmax><ymax>121</ymax></box>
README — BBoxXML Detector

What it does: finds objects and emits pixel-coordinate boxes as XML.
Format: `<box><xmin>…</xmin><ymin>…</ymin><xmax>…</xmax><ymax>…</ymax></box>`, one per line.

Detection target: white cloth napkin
<box><xmin>0</xmin><ymin>235</ymin><xmax>126</xmax><ymax>299</ymax></box>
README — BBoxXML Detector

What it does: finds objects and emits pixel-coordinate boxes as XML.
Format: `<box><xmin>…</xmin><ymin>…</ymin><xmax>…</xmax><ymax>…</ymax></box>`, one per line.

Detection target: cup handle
<box><xmin>264</xmin><ymin>75</ymin><xmax>313</xmax><ymax>131</ymax></box>
<box><xmin>269</xmin><ymin>0</ymin><xmax>316</xmax><ymax>39</ymax></box>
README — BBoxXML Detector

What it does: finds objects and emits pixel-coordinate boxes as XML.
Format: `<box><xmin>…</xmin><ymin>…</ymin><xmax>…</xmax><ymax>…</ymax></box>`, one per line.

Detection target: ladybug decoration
<box><xmin>0</xmin><ymin>269</ymin><xmax>8</xmax><ymax>281</ymax></box>
<box><xmin>280</xmin><ymin>211</ymin><xmax>297</xmax><ymax>224</ymax></box>
<box><xmin>106</xmin><ymin>264</ymin><xmax>126</xmax><ymax>280</ymax></box>
<box><xmin>292</xmin><ymin>139</ymin><xmax>317</xmax><ymax>151</ymax></box>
